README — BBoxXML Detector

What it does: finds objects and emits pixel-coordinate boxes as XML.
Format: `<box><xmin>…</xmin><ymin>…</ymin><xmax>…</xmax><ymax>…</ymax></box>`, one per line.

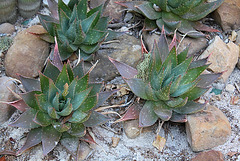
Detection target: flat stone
<box><xmin>225</xmin><ymin>84</ymin><xmax>235</xmax><ymax>93</ymax></box>
<box><xmin>142</xmin><ymin>32</ymin><xmax>207</xmax><ymax>56</ymax></box>
<box><xmin>77</xmin><ymin>141</ymin><xmax>92</xmax><ymax>161</ymax></box>
<box><xmin>191</xmin><ymin>150</ymin><xmax>224</xmax><ymax>161</ymax></box>
<box><xmin>124</xmin><ymin>119</ymin><xmax>141</xmax><ymax>139</ymax></box>
<box><xmin>0</xmin><ymin>23</ymin><xmax>15</xmax><ymax>34</ymax></box>
<box><xmin>213</xmin><ymin>0</ymin><xmax>240</xmax><ymax>31</ymax></box>
<box><xmin>186</xmin><ymin>105</ymin><xmax>231</xmax><ymax>152</ymax></box>
<box><xmin>4</xmin><ymin>25</ymin><xmax>49</xmax><ymax>79</ymax></box>
<box><xmin>0</xmin><ymin>76</ymin><xmax>16</xmax><ymax>124</ymax></box>
<box><xmin>86</xmin><ymin>34</ymin><xmax>142</xmax><ymax>81</ymax></box>
<box><xmin>198</xmin><ymin>36</ymin><xmax>239</xmax><ymax>82</ymax></box>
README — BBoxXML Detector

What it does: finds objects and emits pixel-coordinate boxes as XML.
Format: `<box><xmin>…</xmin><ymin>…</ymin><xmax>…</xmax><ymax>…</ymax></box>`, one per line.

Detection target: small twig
<box><xmin>177</xmin><ymin>31</ymin><xmax>200</xmax><ymax>51</ymax></box>
<box><xmin>88</xmin><ymin>60</ymin><xmax>99</xmax><ymax>73</ymax></box>
<box><xmin>102</xmin><ymin>40</ymin><xmax>120</xmax><ymax>44</ymax></box>
<box><xmin>128</xmin><ymin>21</ymin><xmax>141</xmax><ymax>29</ymax></box>
<box><xmin>100</xmin><ymin>111</ymin><xmax>121</xmax><ymax>117</ymax></box>
<box><xmin>95</xmin><ymin>101</ymin><xmax>132</xmax><ymax>112</ymax></box>
<box><xmin>156</xmin><ymin>120</ymin><xmax>165</xmax><ymax>136</ymax></box>
<box><xmin>234</xmin><ymin>83</ymin><xmax>240</xmax><ymax>93</ymax></box>
<box><xmin>108</xmin><ymin>22</ymin><xmax>126</xmax><ymax>29</ymax></box>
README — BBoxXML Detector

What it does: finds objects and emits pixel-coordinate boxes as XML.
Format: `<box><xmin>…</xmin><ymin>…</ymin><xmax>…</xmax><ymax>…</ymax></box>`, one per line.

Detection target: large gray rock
<box><xmin>186</xmin><ymin>105</ymin><xmax>231</xmax><ymax>152</ymax></box>
<box><xmin>199</xmin><ymin>36</ymin><xmax>239</xmax><ymax>82</ymax></box>
<box><xmin>87</xmin><ymin>34</ymin><xmax>142</xmax><ymax>81</ymax></box>
<box><xmin>5</xmin><ymin>25</ymin><xmax>50</xmax><ymax>79</ymax></box>
<box><xmin>0</xmin><ymin>76</ymin><xmax>16</xmax><ymax>124</ymax></box>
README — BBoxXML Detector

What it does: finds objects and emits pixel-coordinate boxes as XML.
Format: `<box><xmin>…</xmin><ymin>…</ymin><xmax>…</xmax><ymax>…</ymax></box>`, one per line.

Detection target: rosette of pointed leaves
<box><xmin>117</xmin><ymin>0</ymin><xmax>223</xmax><ymax>37</ymax></box>
<box><xmin>109</xmin><ymin>29</ymin><xmax>221</xmax><ymax>127</ymax></box>
<box><xmin>39</xmin><ymin>0</ymin><xmax>109</xmax><ymax>60</ymax></box>
<box><xmin>7</xmin><ymin>44</ymin><xmax>116</xmax><ymax>156</ymax></box>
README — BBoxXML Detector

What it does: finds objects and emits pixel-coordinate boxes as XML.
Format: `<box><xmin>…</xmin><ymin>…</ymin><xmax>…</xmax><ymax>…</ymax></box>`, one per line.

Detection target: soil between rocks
<box><xmin>0</xmin><ymin>2</ymin><xmax>240</xmax><ymax>161</ymax></box>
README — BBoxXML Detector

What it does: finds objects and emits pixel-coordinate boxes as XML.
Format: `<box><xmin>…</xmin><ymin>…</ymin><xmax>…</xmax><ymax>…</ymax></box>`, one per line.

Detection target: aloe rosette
<box><xmin>39</xmin><ymin>0</ymin><xmax>109</xmax><ymax>61</ymax></box>
<box><xmin>7</xmin><ymin>44</ymin><xmax>116</xmax><ymax>156</ymax></box>
<box><xmin>117</xmin><ymin>0</ymin><xmax>224</xmax><ymax>37</ymax></box>
<box><xmin>109</xmin><ymin>29</ymin><xmax>221</xmax><ymax>127</ymax></box>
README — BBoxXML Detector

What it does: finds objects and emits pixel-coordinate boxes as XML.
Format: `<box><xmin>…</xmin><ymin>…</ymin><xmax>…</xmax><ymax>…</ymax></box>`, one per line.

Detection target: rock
<box><xmin>18</xmin><ymin>0</ymin><xmax>41</xmax><ymax>18</ymax></box>
<box><xmin>0</xmin><ymin>23</ymin><xmax>15</xmax><ymax>34</ymax></box>
<box><xmin>225</xmin><ymin>84</ymin><xmax>235</xmax><ymax>93</ymax></box>
<box><xmin>0</xmin><ymin>76</ymin><xmax>16</xmax><ymax>124</ymax></box>
<box><xmin>112</xmin><ymin>137</ymin><xmax>120</xmax><ymax>148</ymax></box>
<box><xmin>0</xmin><ymin>0</ymin><xmax>17</xmax><ymax>24</ymax></box>
<box><xmin>198</xmin><ymin>36</ymin><xmax>239</xmax><ymax>82</ymax></box>
<box><xmin>86</xmin><ymin>34</ymin><xmax>142</xmax><ymax>81</ymax></box>
<box><xmin>90</xmin><ymin>0</ymin><xmax>124</xmax><ymax>22</ymax></box>
<box><xmin>142</xmin><ymin>32</ymin><xmax>208</xmax><ymax>56</ymax></box>
<box><xmin>4</xmin><ymin>25</ymin><xmax>50</xmax><ymax>79</ymax></box>
<box><xmin>77</xmin><ymin>142</ymin><xmax>92</xmax><ymax>161</ymax></box>
<box><xmin>191</xmin><ymin>150</ymin><xmax>224</xmax><ymax>161</ymax></box>
<box><xmin>124</xmin><ymin>119</ymin><xmax>141</xmax><ymax>139</ymax></box>
<box><xmin>212</xmin><ymin>0</ymin><xmax>240</xmax><ymax>31</ymax></box>
<box><xmin>186</xmin><ymin>105</ymin><xmax>231</xmax><ymax>152</ymax></box>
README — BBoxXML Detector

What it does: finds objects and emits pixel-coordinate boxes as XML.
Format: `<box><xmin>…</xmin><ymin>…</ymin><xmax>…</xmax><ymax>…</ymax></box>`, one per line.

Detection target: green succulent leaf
<box><xmin>80</xmin><ymin>95</ymin><xmax>98</xmax><ymax>112</ymax></box>
<box><xmin>43</xmin><ymin>60</ymin><xmax>60</xmax><ymax>82</ymax></box>
<box><xmin>169</xmin><ymin>112</ymin><xmax>187</xmax><ymax>122</ymax></box>
<box><xmin>72</xmin><ymin>87</ymin><xmax>92</xmax><ymax>110</ymax></box>
<box><xmin>75</xmin><ymin>73</ymin><xmax>89</xmax><ymax>93</ymax></box>
<box><xmin>42</xmin><ymin>125</ymin><xmax>61</xmax><ymax>156</ymax></box>
<box><xmin>55</xmin><ymin>64</ymin><xmax>70</xmax><ymax>91</ymax></box>
<box><xmin>139</xmin><ymin>101</ymin><xmax>158</xmax><ymax>127</ymax></box>
<box><xmin>177</xmin><ymin>47</ymin><xmax>189</xmax><ymax>64</ymax></box>
<box><xmin>9</xmin><ymin>108</ymin><xmax>40</xmax><ymax>129</ymax></box>
<box><xmin>48</xmin><ymin>79</ymin><xmax>60</xmax><ymax>102</ymax></box>
<box><xmin>173</xmin><ymin>101</ymin><xmax>206</xmax><ymax>114</ymax></box>
<box><xmin>125</xmin><ymin>78</ymin><xmax>148</xmax><ymax>100</ymax></box>
<box><xmin>20</xmin><ymin>91</ymin><xmax>41</xmax><ymax>110</ymax></box>
<box><xmin>38</xmin><ymin>14</ymin><xmax>56</xmax><ymax>36</ymax></box>
<box><xmin>81</xmin><ymin>12</ymin><xmax>98</xmax><ymax>33</ymax></box>
<box><xmin>181</xmin><ymin>86</ymin><xmax>208</xmax><ymax>101</ymax></box>
<box><xmin>76</xmin><ymin>0</ymin><xmax>88</xmax><ymax>20</ymax></box>
<box><xmin>39</xmin><ymin>73</ymin><xmax>50</xmax><ymax>96</ymax></box>
<box><xmin>57</xmin><ymin>98</ymin><xmax>73</xmax><ymax>116</ymax></box>
<box><xmin>68</xmin><ymin>123</ymin><xmax>86</xmax><ymax>137</ymax></box>
<box><xmin>48</xmin><ymin>106</ymin><xmax>60</xmax><ymax>119</ymax></box>
<box><xmin>137</xmin><ymin>2</ymin><xmax>162</xmax><ymax>20</ymax></box>
<box><xmin>165</xmin><ymin>97</ymin><xmax>188</xmax><ymax>108</ymax></box>
<box><xmin>83</xmin><ymin>29</ymin><xmax>107</xmax><ymax>45</ymax></box>
<box><xmin>52</xmin><ymin>121</ymin><xmax>71</xmax><ymax>132</ymax></box>
<box><xmin>33</xmin><ymin>111</ymin><xmax>52</xmax><ymax>126</ymax></box>
<box><xmin>68</xmin><ymin>110</ymin><xmax>88</xmax><ymax>123</ymax></box>
<box><xmin>73</xmin><ymin>59</ymin><xmax>85</xmax><ymax>78</ymax></box>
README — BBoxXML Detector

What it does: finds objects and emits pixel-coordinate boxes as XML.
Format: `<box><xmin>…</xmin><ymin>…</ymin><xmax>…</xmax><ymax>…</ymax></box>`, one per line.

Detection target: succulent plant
<box><xmin>18</xmin><ymin>0</ymin><xmax>41</xmax><ymax>18</ymax></box>
<box><xmin>109</xmin><ymin>28</ymin><xmax>221</xmax><ymax>127</ymax></box>
<box><xmin>0</xmin><ymin>0</ymin><xmax>17</xmax><ymax>23</ymax></box>
<box><xmin>6</xmin><ymin>43</ymin><xmax>117</xmax><ymax>156</ymax></box>
<box><xmin>117</xmin><ymin>0</ymin><xmax>224</xmax><ymax>37</ymax></box>
<box><xmin>39</xmin><ymin>0</ymin><xmax>110</xmax><ymax>61</ymax></box>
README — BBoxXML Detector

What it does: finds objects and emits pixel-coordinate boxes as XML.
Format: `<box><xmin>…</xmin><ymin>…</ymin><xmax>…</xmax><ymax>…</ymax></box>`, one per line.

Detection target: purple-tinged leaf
<box><xmin>153</xmin><ymin>101</ymin><xmax>172</xmax><ymax>121</ymax></box>
<box><xmin>197</xmin><ymin>73</ymin><xmax>222</xmax><ymax>88</ymax></box>
<box><xmin>68</xmin><ymin>123</ymin><xmax>86</xmax><ymax>137</ymax></box>
<box><xmin>9</xmin><ymin>109</ymin><xmax>40</xmax><ymax>129</ymax></box>
<box><xmin>16</xmin><ymin>127</ymin><xmax>42</xmax><ymax>155</ymax></box>
<box><xmin>33</xmin><ymin>111</ymin><xmax>52</xmax><ymax>126</ymax></box>
<box><xmin>109</xmin><ymin>57</ymin><xmax>138</xmax><ymax>79</ymax></box>
<box><xmin>47</xmin><ymin>0</ymin><xmax>59</xmax><ymax>20</ymax></box>
<box><xmin>83</xmin><ymin>111</ymin><xmax>110</xmax><ymax>127</ymax></box>
<box><xmin>169</xmin><ymin>112</ymin><xmax>187</xmax><ymax>123</ymax></box>
<box><xmin>139</xmin><ymin>101</ymin><xmax>158</xmax><ymax>127</ymax></box>
<box><xmin>189</xmin><ymin>57</ymin><xmax>208</xmax><ymax>69</ymax></box>
<box><xmin>60</xmin><ymin>132</ymin><xmax>79</xmax><ymax>156</ymax></box>
<box><xmin>173</xmin><ymin>101</ymin><xmax>206</xmax><ymax>114</ymax></box>
<box><xmin>20</xmin><ymin>91</ymin><xmax>41</xmax><ymax>110</ymax></box>
<box><xmin>1</xmin><ymin>99</ymin><xmax>29</xmax><ymax>112</ymax></box>
<box><xmin>80</xmin><ymin>131</ymin><xmax>96</xmax><ymax>144</ymax></box>
<box><xmin>94</xmin><ymin>90</ymin><xmax>118</xmax><ymax>109</ymax></box>
<box><xmin>125</xmin><ymin>78</ymin><xmax>148</xmax><ymax>100</ymax></box>
<box><xmin>158</xmin><ymin>27</ymin><xmax>169</xmax><ymax>63</ymax></box>
<box><xmin>114</xmin><ymin>104</ymin><xmax>140</xmax><ymax>122</ymax></box>
<box><xmin>51</xmin><ymin>40</ymin><xmax>63</xmax><ymax>71</ymax></box>
<box><xmin>169</xmin><ymin>32</ymin><xmax>177</xmax><ymax>51</ymax></box>
<box><xmin>18</xmin><ymin>75</ymin><xmax>40</xmax><ymax>92</ymax></box>
<box><xmin>42</xmin><ymin>126</ymin><xmax>61</xmax><ymax>156</ymax></box>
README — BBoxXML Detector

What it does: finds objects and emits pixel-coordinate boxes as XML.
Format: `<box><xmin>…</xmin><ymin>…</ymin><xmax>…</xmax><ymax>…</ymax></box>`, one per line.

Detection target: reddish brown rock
<box><xmin>0</xmin><ymin>76</ymin><xmax>16</xmax><ymax>123</ymax></box>
<box><xmin>213</xmin><ymin>0</ymin><xmax>240</xmax><ymax>31</ymax></box>
<box><xmin>4</xmin><ymin>25</ymin><xmax>49</xmax><ymax>79</ymax></box>
<box><xmin>191</xmin><ymin>150</ymin><xmax>224</xmax><ymax>161</ymax></box>
<box><xmin>186</xmin><ymin>105</ymin><xmax>231</xmax><ymax>152</ymax></box>
<box><xmin>198</xmin><ymin>36</ymin><xmax>239</xmax><ymax>82</ymax></box>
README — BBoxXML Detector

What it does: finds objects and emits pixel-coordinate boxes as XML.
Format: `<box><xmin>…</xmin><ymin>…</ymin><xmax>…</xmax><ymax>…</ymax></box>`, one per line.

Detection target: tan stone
<box><xmin>186</xmin><ymin>105</ymin><xmax>231</xmax><ymax>152</ymax></box>
<box><xmin>0</xmin><ymin>23</ymin><xmax>15</xmax><ymax>34</ymax></box>
<box><xmin>77</xmin><ymin>142</ymin><xmax>92</xmax><ymax>161</ymax></box>
<box><xmin>124</xmin><ymin>119</ymin><xmax>141</xmax><ymax>139</ymax></box>
<box><xmin>4</xmin><ymin>25</ymin><xmax>49</xmax><ymax>79</ymax></box>
<box><xmin>199</xmin><ymin>36</ymin><xmax>239</xmax><ymax>82</ymax></box>
<box><xmin>213</xmin><ymin>0</ymin><xmax>240</xmax><ymax>31</ymax></box>
<box><xmin>0</xmin><ymin>76</ymin><xmax>16</xmax><ymax>123</ymax></box>
<box><xmin>191</xmin><ymin>150</ymin><xmax>224</xmax><ymax>161</ymax></box>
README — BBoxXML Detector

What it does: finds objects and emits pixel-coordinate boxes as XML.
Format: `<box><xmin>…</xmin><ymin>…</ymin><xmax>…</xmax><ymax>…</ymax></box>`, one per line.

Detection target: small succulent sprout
<box><xmin>39</xmin><ymin>0</ymin><xmax>110</xmax><ymax>61</ymax></box>
<box><xmin>7</xmin><ymin>43</ymin><xmax>117</xmax><ymax>156</ymax></box>
<box><xmin>109</xmin><ymin>28</ymin><xmax>222</xmax><ymax>127</ymax></box>
<box><xmin>117</xmin><ymin>0</ymin><xmax>224</xmax><ymax>38</ymax></box>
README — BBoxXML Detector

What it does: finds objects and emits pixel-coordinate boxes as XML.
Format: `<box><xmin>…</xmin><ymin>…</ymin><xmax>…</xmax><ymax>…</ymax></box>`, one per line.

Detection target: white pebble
<box><xmin>225</xmin><ymin>84</ymin><xmax>235</xmax><ymax>93</ymax></box>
